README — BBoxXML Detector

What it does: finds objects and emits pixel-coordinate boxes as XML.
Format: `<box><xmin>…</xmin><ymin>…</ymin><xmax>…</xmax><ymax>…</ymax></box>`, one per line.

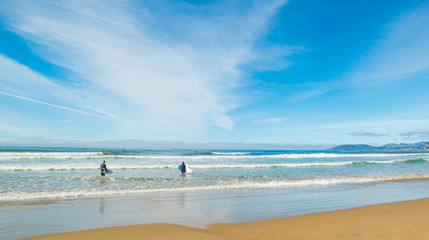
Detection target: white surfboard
<box><xmin>100</xmin><ymin>168</ymin><xmax>113</xmax><ymax>174</ymax></box>
<box><xmin>178</xmin><ymin>165</ymin><xmax>192</xmax><ymax>174</ymax></box>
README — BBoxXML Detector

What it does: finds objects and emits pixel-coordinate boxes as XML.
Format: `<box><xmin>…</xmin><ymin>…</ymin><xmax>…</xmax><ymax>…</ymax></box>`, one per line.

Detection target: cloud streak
<box><xmin>254</xmin><ymin>118</ymin><xmax>286</xmax><ymax>124</ymax></box>
<box><xmin>0</xmin><ymin>54</ymin><xmax>123</xmax><ymax>121</ymax></box>
<box><xmin>287</xmin><ymin>2</ymin><xmax>429</xmax><ymax>102</ymax></box>
<box><xmin>348</xmin><ymin>2</ymin><xmax>429</xmax><ymax>86</ymax></box>
<box><xmin>348</xmin><ymin>131</ymin><xmax>387</xmax><ymax>137</ymax></box>
<box><xmin>0</xmin><ymin>91</ymin><xmax>105</xmax><ymax>118</ymax></box>
<box><xmin>399</xmin><ymin>129</ymin><xmax>429</xmax><ymax>139</ymax></box>
<box><xmin>0</xmin><ymin>0</ymin><xmax>292</xmax><ymax>138</ymax></box>
<box><xmin>315</xmin><ymin>118</ymin><xmax>429</xmax><ymax>130</ymax></box>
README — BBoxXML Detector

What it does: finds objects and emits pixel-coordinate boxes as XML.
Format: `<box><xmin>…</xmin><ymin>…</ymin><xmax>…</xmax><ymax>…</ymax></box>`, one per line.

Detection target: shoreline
<box><xmin>3</xmin><ymin>179</ymin><xmax>429</xmax><ymax>239</ymax></box>
<box><xmin>21</xmin><ymin>197</ymin><xmax>429</xmax><ymax>240</ymax></box>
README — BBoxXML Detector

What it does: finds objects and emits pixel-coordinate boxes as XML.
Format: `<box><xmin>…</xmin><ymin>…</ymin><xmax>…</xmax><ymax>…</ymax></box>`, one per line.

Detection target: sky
<box><xmin>0</xmin><ymin>0</ymin><xmax>429</xmax><ymax>148</ymax></box>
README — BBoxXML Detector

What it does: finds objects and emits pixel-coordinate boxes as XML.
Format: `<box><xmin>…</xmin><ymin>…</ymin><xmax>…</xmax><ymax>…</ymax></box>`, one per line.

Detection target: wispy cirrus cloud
<box><xmin>0</xmin><ymin>91</ymin><xmax>105</xmax><ymax>119</ymax></box>
<box><xmin>0</xmin><ymin>54</ymin><xmax>123</xmax><ymax>121</ymax></box>
<box><xmin>288</xmin><ymin>1</ymin><xmax>429</xmax><ymax>102</ymax></box>
<box><xmin>0</xmin><ymin>0</ymin><xmax>293</xmax><ymax>138</ymax></box>
<box><xmin>348</xmin><ymin>2</ymin><xmax>429</xmax><ymax>85</ymax></box>
<box><xmin>253</xmin><ymin>118</ymin><xmax>286</xmax><ymax>124</ymax></box>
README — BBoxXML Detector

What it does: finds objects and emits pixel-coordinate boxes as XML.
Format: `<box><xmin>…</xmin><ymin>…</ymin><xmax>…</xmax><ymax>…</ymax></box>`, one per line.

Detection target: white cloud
<box><xmin>0</xmin><ymin>0</ymin><xmax>292</xmax><ymax>138</ymax></box>
<box><xmin>0</xmin><ymin>91</ymin><xmax>105</xmax><ymax>119</ymax></box>
<box><xmin>0</xmin><ymin>54</ymin><xmax>123</xmax><ymax>121</ymax></box>
<box><xmin>348</xmin><ymin>131</ymin><xmax>387</xmax><ymax>137</ymax></box>
<box><xmin>254</xmin><ymin>118</ymin><xmax>286</xmax><ymax>124</ymax></box>
<box><xmin>399</xmin><ymin>129</ymin><xmax>429</xmax><ymax>139</ymax></box>
<box><xmin>315</xmin><ymin>118</ymin><xmax>429</xmax><ymax>130</ymax></box>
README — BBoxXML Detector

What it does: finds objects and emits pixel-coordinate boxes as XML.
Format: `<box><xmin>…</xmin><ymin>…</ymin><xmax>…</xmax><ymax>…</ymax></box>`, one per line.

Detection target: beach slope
<box><xmin>21</xmin><ymin>198</ymin><xmax>429</xmax><ymax>240</ymax></box>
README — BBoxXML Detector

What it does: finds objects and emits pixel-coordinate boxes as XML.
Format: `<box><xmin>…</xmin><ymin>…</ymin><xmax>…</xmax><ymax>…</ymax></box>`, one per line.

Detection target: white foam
<box><xmin>1</xmin><ymin>152</ymin><xmax>427</xmax><ymax>161</ymax></box>
<box><xmin>1</xmin><ymin>159</ymin><xmax>427</xmax><ymax>171</ymax></box>
<box><xmin>211</xmin><ymin>152</ymin><xmax>251</xmax><ymax>155</ymax></box>
<box><xmin>0</xmin><ymin>152</ymin><xmax>103</xmax><ymax>160</ymax></box>
<box><xmin>2</xmin><ymin>175</ymin><xmax>428</xmax><ymax>202</ymax></box>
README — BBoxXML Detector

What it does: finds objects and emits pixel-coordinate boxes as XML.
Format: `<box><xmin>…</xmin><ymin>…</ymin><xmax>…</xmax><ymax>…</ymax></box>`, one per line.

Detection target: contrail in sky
<box><xmin>0</xmin><ymin>91</ymin><xmax>106</xmax><ymax>119</ymax></box>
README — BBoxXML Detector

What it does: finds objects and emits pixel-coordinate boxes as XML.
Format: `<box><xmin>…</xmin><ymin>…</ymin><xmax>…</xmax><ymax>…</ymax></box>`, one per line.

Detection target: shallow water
<box><xmin>1</xmin><ymin>148</ymin><xmax>429</xmax><ymax>201</ymax></box>
<box><xmin>1</xmin><ymin>179</ymin><xmax>429</xmax><ymax>240</ymax></box>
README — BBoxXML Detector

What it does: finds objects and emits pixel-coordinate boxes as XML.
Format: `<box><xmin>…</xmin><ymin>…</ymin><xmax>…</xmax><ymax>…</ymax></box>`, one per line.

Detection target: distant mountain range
<box><xmin>328</xmin><ymin>141</ymin><xmax>429</xmax><ymax>151</ymax></box>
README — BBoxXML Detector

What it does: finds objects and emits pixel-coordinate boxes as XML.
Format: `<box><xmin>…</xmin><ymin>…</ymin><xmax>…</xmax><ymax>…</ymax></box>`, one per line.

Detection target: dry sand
<box><xmin>21</xmin><ymin>198</ymin><xmax>429</xmax><ymax>240</ymax></box>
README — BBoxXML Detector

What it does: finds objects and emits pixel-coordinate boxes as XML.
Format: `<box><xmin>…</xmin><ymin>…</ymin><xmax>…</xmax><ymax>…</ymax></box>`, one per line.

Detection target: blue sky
<box><xmin>0</xmin><ymin>0</ymin><xmax>429</xmax><ymax>148</ymax></box>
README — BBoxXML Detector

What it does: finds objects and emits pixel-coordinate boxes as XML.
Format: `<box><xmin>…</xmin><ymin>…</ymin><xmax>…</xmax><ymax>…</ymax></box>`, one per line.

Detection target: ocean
<box><xmin>1</xmin><ymin>147</ymin><xmax>429</xmax><ymax>202</ymax></box>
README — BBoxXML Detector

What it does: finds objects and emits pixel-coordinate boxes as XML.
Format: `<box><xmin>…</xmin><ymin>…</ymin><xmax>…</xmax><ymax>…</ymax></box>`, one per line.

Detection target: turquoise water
<box><xmin>1</xmin><ymin>147</ymin><xmax>429</xmax><ymax>239</ymax></box>
<box><xmin>1</xmin><ymin>148</ymin><xmax>429</xmax><ymax>202</ymax></box>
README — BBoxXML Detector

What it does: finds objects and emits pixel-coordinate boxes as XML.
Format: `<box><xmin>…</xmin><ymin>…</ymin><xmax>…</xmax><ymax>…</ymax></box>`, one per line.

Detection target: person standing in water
<box><xmin>100</xmin><ymin>160</ymin><xmax>107</xmax><ymax>176</ymax></box>
<box><xmin>179</xmin><ymin>161</ymin><xmax>186</xmax><ymax>174</ymax></box>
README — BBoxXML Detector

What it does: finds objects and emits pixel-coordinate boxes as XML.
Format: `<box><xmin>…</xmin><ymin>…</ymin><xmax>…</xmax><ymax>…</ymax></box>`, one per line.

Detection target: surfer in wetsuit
<box><xmin>180</xmin><ymin>162</ymin><xmax>186</xmax><ymax>174</ymax></box>
<box><xmin>100</xmin><ymin>160</ymin><xmax>107</xmax><ymax>176</ymax></box>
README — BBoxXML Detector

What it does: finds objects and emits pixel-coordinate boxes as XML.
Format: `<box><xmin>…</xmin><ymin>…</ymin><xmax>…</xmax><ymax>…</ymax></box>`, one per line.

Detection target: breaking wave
<box><xmin>2</xmin><ymin>175</ymin><xmax>428</xmax><ymax>201</ymax></box>
<box><xmin>1</xmin><ymin>159</ymin><xmax>427</xmax><ymax>171</ymax></box>
<box><xmin>1</xmin><ymin>152</ymin><xmax>428</xmax><ymax>160</ymax></box>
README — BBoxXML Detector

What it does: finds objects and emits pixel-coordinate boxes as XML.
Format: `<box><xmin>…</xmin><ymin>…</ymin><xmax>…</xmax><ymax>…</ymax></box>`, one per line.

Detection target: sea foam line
<box><xmin>1</xmin><ymin>152</ymin><xmax>428</xmax><ymax>160</ymax></box>
<box><xmin>211</xmin><ymin>152</ymin><xmax>251</xmax><ymax>155</ymax></box>
<box><xmin>0</xmin><ymin>159</ymin><xmax>427</xmax><ymax>171</ymax></box>
<box><xmin>2</xmin><ymin>175</ymin><xmax>429</xmax><ymax>202</ymax></box>
<box><xmin>0</xmin><ymin>152</ymin><xmax>102</xmax><ymax>160</ymax></box>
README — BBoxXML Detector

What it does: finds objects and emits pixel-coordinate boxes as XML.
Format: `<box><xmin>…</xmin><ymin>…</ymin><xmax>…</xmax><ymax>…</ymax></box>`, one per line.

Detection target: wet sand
<box><xmin>21</xmin><ymin>198</ymin><xmax>429</xmax><ymax>240</ymax></box>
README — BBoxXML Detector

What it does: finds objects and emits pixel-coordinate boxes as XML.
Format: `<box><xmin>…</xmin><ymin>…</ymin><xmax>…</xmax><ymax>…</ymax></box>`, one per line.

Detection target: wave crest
<box><xmin>1</xmin><ymin>152</ymin><xmax>428</xmax><ymax>160</ymax></box>
<box><xmin>1</xmin><ymin>159</ymin><xmax>427</xmax><ymax>171</ymax></box>
<box><xmin>2</xmin><ymin>175</ymin><xmax>429</xmax><ymax>202</ymax></box>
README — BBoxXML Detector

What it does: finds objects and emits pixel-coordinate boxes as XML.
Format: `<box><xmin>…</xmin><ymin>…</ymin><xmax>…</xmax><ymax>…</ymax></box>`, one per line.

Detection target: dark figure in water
<box><xmin>100</xmin><ymin>160</ymin><xmax>107</xmax><ymax>176</ymax></box>
<box><xmin>180</xmin><ymin>162</ymin><xmax>186</xmax><ymax>174</ymax></box>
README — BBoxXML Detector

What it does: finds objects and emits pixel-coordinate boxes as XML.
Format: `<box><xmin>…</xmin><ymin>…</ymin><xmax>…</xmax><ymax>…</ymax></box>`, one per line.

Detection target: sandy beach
<box><xmin>21</xmin><ymin>197</ymin><xmax>429</xmax><ymax>240</ymax></box>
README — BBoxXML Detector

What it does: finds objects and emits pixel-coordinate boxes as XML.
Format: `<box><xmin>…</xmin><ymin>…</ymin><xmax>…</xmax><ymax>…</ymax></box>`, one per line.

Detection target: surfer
<box><xmin>100</xmin><ymin>160</ymin><xmax>107</xmax><ymax>176</ymax></box>
<box><xmin>179</xmin><ymin>162</ymin><xmax>186</xmax><ymax>174</ymax></box>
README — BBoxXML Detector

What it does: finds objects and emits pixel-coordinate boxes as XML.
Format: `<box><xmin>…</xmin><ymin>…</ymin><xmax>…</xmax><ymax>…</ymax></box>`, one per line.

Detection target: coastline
<box><xmin>2</xmin><ymin>149</ymin><xmax>429</xmax><ymax>239</ymax></box>
<box><xmin>2</xmin><ymin>178</ymin><xmax>429</xmax><ymax>240</ymax></box>
<box><xmin>21</xmin><ymin>197</ymin><xmax>429</xmax><ymax>240</ymax></box>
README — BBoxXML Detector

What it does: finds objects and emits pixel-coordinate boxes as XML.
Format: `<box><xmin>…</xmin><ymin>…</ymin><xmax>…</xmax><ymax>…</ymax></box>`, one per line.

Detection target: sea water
<box><xmin>1</xmin><ymin>147</ymin><xmax>429</xmax><ymax>202</ymax></box>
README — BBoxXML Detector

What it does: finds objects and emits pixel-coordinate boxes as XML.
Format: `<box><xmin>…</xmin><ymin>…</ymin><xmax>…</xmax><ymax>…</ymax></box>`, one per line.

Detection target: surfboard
<box><xmin>100</xmin><ymin>168</ymin><xmax>113</xmax><ymax>174</ymax></box>
<box><xmin>178</xmin><ymin>165</ymin><xmax>192</xmax><ymax>174</ymax></box>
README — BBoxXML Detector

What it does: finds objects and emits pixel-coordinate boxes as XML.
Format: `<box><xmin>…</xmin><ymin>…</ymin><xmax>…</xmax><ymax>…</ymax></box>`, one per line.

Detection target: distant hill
<box><xmin>329</xmin><ymin>144</ymin><xmax>378</xmax><ymax>151</ymax></box>
<box><xmin>328</xmin><ymin>141</ymin><xmax>429</xmax><ymax>151</ymax></box>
